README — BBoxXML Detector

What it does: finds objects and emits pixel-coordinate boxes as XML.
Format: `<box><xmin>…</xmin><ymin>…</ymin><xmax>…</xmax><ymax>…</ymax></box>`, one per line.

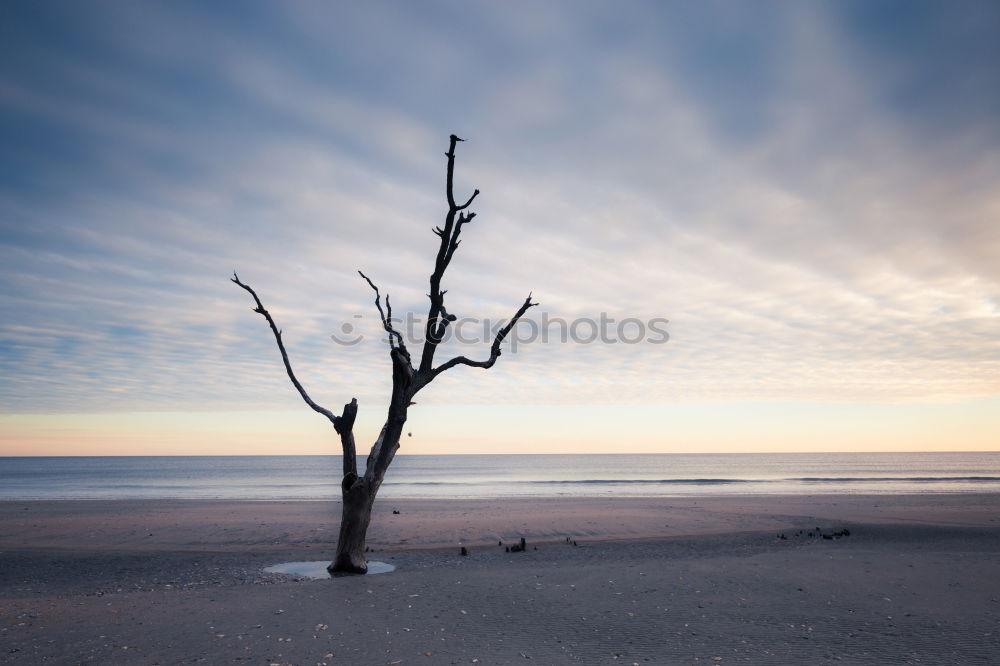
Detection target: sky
<box><xmin>1</xmin><ymin>0</ymin><xmax>998</xmax><ymax>456</ymax></box>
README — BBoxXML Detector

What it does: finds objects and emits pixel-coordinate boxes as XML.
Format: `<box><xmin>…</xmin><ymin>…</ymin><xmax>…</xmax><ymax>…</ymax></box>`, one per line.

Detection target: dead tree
<box><xmin>233</xmin><ymin>135</ymin><xmax>537</xmax><ymax>574</ymax></box>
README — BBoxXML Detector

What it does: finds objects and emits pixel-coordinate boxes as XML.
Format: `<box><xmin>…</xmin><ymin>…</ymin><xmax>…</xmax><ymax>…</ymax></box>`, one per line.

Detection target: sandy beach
<box><xmin>2</xmin><ymin>494</ymin><xmax>999</xmax><ymax>664</ymax></box>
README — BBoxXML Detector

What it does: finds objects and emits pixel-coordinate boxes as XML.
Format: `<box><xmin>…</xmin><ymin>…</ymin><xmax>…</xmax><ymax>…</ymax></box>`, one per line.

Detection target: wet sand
<box><xmin>2</xmin><ymin>494</ymin><xmax>999</xmax><ymax>664</ymax></box>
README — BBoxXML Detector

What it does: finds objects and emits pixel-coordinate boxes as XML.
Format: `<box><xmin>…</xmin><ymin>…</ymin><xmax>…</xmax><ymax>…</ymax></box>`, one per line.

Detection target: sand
<box><xmin>2</xmin><ymin>494</ymin><xmax>999</xmax><ymax>664</ymax></box>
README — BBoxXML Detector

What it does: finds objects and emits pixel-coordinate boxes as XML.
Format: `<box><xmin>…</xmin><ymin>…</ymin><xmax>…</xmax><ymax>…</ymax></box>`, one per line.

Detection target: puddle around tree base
<box><xmin>264</xmin><ymin>560</ymin><xmax>396</xmax><ymax>579</ymax></box>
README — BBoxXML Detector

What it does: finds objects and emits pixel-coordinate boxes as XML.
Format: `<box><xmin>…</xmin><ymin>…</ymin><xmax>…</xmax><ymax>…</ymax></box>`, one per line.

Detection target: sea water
<box><xmin>1</xmin><ymin>452</ymin><xmax>999</xmax><ymax>500</ymax></box>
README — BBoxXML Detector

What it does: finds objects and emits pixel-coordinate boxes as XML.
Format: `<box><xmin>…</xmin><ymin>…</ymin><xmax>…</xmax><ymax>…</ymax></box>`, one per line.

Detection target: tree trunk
<box><xmin>329</xmin><ymin>475</ymin><xmax>373</xmax><ymax>575</ymax></box>
<box><xmin>328</xmin><ymin>409</ymin><xmax>406</xmax><ymax>575</ymax></box>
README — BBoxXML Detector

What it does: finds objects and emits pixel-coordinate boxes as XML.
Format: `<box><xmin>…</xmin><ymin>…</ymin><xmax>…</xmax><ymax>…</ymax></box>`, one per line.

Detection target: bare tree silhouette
<box><xmin>233</xmin><ymin>135</ymin><xmax>537</xmax><ymax>573</ymax></box>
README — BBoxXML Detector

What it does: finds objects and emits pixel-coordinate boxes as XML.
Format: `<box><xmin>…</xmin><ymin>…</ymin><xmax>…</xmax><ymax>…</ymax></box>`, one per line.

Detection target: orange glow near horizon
<box><xmin>2</xmin><ymin>398</ymin><xmax>997</xmax><ymax>456</ymax></box>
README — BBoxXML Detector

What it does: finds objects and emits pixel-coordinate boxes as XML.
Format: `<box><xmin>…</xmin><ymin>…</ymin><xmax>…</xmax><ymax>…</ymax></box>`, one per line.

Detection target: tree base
<box><xmin>328</xmin><ymin>554</ymin><xmax>368</xmax><ymax>576</ymax></box>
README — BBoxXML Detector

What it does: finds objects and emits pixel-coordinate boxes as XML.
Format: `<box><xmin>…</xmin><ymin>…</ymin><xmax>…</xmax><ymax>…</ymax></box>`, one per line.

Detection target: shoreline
<box><xmin>4</xmin><ymin>488</ymin><xmax>999</xmax><ymax>499</ymax></box>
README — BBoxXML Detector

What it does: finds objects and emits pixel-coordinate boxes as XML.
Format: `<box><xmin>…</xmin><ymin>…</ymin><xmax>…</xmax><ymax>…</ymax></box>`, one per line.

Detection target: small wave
<box><xmin>790</xmin><ymin>476</ymin><xmax>1000</xmax><ymax>483</ymax></box>
<box><xmin>386</xmin><ymin>478</ymin><xmax>755</xmax><ymax>486</ymax></box>
<box><xmin>385</xmin><ymin>476</ymin><xmax>1000</xmax><ymax>487</ymax></box>
<box><xmin>539</xmin><ymin>479</ymin><xmax>753</xmax><ymax>485</ymax></box>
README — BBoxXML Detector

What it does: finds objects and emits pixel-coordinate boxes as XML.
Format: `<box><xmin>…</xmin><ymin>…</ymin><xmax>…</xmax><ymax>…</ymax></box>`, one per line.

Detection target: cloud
<box><xmin>0</xmin><ymin>0</ymin><xmax>998</xmax><ymax>423</ymax></box>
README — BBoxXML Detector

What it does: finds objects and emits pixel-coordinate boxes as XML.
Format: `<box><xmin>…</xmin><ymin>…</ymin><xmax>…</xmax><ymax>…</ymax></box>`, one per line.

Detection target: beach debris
<box><xmin>392</xmin><ymin>509</ymin><xmax>401</xmax><ymax>514</ymax></box>
<box><xmin>789</xmin><ymin>527</ymin><xmax>851</xmax><ymax>540</ymax></box>
<box><xmin>460</xmin><ymin>546</ymin><xmax>469</xmax><ymax>556</ymax></box>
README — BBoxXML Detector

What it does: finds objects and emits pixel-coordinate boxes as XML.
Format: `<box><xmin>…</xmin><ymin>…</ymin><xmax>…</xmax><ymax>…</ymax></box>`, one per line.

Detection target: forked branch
<box><xmin>358</xmin><ymin>271</ymin><xmax>410</xmax><ymax>361</ymax></box>
<box><xmin>419</xmin><ymin>135</ymin><xmax>484</xmax><ymax>373</ymax></box>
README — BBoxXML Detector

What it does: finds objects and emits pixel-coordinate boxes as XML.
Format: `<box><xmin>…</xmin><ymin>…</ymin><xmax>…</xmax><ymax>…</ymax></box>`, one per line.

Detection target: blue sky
<box><xmin>1</xmin><ymin>1</ymin><xmax>998</xmax><ymax>454</ymax></box>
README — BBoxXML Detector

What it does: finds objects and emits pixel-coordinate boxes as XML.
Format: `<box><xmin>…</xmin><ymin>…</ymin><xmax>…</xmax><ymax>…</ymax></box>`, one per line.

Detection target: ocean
<box><xmin>1</xmin><ymin>452</ymin><xmax>999</xmax><ymax>500</ymax></box>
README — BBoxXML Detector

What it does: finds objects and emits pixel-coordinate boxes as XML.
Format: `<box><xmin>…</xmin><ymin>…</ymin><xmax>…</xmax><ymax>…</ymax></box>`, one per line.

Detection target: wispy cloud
<box><xmin>0</xmin><ymin>0</ymin><xmax>997</xmax><ymax>431</ymax></box>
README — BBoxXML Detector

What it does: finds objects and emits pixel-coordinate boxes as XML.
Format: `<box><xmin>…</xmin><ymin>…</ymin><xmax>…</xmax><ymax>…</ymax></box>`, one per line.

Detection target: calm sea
<box><xmin>1</xmin><ymin>453</ymin><xmax>999</xmax><ymax>500</ymax></box>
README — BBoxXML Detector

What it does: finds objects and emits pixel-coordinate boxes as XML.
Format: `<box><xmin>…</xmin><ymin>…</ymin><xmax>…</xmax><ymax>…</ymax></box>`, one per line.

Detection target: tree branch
<box><xmin>456</xmin><ymin>188</ymin><xmax>480</xmax><ymax>211</ymax></box>
<box><xmin>429</xmin><ymin>293</ymin><xmax>538</xmax><ymax>380</ymax></box>
<box><xmin>419</xmin><ymin>135</ymin><xmax>482</xmax><ymax>374</ymax></box>
<box><xmin>358</xmin><ymin>270</ymin><xmax>409</xmax><ymax>357</ymax></box>
<box><xmin>443</xmin><ymin>211</ymin><xmax>475</xmax><ymax>267</ymax></box>
<box><xmin>338</xmin><ymin>398</ymin><xmax>358</xmax><ymax>479</ymax></box>
<box><xmin>444</xmin><ymin>134</ymin><xmax>463</xmax><ymax>209</ymax></box>
<box><xmin>231</xmin><ymin>272</ymin><xmax>341</xmax><ymax>427</ymax></box>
